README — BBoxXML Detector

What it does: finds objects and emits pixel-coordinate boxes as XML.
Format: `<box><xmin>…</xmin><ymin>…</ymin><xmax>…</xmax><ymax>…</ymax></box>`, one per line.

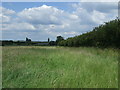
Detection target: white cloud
<box><xmin>2</xmin><ymin>22</ymin><xmax>36</xmax><ymax>31</ymax></box>
<box><xmin>2</xmin><ymin>3</ymin><xmax>118</xmax><ymax>40</ymax></box>
<box><xmin>64</xmin><ymin>31</ymin><xmax>78</xmax><ymax>35</ymax></box>
<box><xmin>18</xmin><ymin>5</ymin><xmax>64</xmax><ymax>25</ymax></box>
<box><xmin>92</xmin><ymin>10</ymin><xmax>107</xmax><ymax>24</ymax></box>
<box><xmin>1</xmin><ymin>14</ymin><xmax>11</xmax><ymax>23</ymax></box>
<box><xmin>17</xmin><ymin>5</ymin><xmax>80</xmax><ymax>28</ymax></box>
<box><xmin>0</xmin><ymin>7</ymin><xmax>15</xmax><ymax>15</ymax></box>
<box><xmin>0</xmin><ymin>7</ymin><xmax>16</xmax><ymax>24</ymax></box>
<box><xmin>72</xmin><ymin>2</ymin><xmax>118</xmax><ymax>25</ymax></box>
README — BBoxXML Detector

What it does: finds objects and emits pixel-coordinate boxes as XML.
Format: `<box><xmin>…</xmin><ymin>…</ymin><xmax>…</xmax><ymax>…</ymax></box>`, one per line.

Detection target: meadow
<box><xmin>2</xmin><ymin>46</ymin><xmax>119</xmax><ymax>88</ymax></box>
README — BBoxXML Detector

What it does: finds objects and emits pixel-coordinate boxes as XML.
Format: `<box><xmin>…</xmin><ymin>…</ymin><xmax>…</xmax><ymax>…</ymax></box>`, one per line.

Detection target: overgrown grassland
<box><xmin>2</xmin><ymin>46</ymin><xmax>119</xmax><ymax>88</ymax></box>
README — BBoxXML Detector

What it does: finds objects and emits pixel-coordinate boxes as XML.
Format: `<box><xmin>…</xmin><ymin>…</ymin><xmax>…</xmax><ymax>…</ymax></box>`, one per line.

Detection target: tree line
<box><xmin>1</xmin><ymin>19</ymin><xmax>120</xmax><ymax>48</ymax></box>
<box><xmin>57</xmin><ymin>19</ymin><xmax>120</xmax><ymax>48</ymax></box>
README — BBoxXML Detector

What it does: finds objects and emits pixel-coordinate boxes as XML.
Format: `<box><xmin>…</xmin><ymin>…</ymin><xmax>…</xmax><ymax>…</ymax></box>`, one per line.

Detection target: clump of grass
<box><xmin>2</xmin><ymin>46</ymin><xmax>119</xmax><ymax>88</ymax></box>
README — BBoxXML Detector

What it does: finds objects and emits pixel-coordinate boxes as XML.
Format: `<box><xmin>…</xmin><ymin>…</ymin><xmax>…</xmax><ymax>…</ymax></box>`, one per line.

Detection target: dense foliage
<box><xmin>58</xmin><ymin>19</ymin><xmax>120</xmax><ymax>48</ymax></box>
<box><xmin>56</xmin><ymin>36</ymin><xmax>64</xmax><ymax>45</ymax></box>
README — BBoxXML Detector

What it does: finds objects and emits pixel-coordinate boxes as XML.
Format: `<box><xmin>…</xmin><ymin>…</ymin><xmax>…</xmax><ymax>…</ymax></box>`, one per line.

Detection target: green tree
<box><xmin>56</xmin><ymin>36</ymin><xmax>64</xmax><ymax>45</ymax></box>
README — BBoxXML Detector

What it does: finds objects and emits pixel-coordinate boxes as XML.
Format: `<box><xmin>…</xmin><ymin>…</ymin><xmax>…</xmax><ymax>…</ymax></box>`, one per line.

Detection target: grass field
<box><xmin>2</xmin><ymin>46</ymin><xmax>119</xmax><ymax>88</ymax></box>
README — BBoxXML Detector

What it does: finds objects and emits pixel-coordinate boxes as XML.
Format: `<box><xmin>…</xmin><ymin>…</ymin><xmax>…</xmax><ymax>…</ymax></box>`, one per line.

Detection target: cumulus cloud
<box><xmin>72</xmin><ymin>2</ymin><xmax>118</xmax><ymax>25</ymax></box>
<box><xmin>72</xmin><ymin>2</ymin><xmax>118</xmax><ymax>13</ymax></box>
<box><xmin>0</xmin><ymin>7</ymin><xmax>16</xmax><ymax>24</ymax></box>
<box><xmin>17</xmin><ymin>5</ymin><xmax>79</xmax><ymax>25</ymax></box>
<box><xmin>1</xmin><ymin>3</ymin><xmax>118</xmax><ymax>40</ymax></box>
<box><xmin>1</xmin><ymin>14</ymin><xmax>11</xmax><ymax>23</ymax></box>
<box><xmin>0</xmin><ymin>7</ymin><xmax>15</xmax><ymax>15</ymax></box>
<box><xmin>3</xmin><ymin>22</ymin><xmax>36</xmax><ymax>31</ymax></box>
<box><xmin>18</xmin><ymin>5</ymin><xmax>63</xmax><ymax>25</ymax></box>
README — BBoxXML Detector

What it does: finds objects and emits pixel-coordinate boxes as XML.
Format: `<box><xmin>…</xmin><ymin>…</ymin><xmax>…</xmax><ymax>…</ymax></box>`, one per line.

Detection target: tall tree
<box><xmin>48</xmin><ymin>38</ymin><xmax>50</xmax><ymax>43</ymax></box>
<box><xmin>56</xmin><ymin>36</ymin><xmax>64</xmax><ymax>45</ymax></box>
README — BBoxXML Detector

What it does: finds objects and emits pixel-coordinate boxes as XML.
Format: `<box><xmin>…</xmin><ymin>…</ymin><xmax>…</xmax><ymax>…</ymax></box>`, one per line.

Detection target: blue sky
<box><xmin>1</xmin><ymin>2</ymin><xmax>118</xmax><ymax>41</ymax></box>
<box><xmin>2</xmin><ymin>2</ymin><xmax>75</xmax><ymax>12</ymax></box>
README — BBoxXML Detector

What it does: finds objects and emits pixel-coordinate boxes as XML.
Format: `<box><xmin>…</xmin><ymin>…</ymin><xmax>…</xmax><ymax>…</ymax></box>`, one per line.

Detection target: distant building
<box><xmin>1</xmin><ymin>37</ymin><xmax>51</xmax><ymax>46</ymax></box>
<box><xmin>34</xmin><ymin>42</ymin><xmax>49</xmax><ymax>46</ymax></box>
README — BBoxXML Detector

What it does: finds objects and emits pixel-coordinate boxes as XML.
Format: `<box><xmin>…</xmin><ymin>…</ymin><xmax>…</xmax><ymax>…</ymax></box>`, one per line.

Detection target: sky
<box><xmin>1</xmin><ymin>2</ymin><xmax>118</xmax><ymax>41</ymax></box>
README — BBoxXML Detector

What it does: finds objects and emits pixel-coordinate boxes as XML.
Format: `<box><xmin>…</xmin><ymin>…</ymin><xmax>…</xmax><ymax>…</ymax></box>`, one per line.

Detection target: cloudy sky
<box><xmin>1</xmin><ymin>2</ymin><xmax>118</xmax><ymax>41</ymax></box>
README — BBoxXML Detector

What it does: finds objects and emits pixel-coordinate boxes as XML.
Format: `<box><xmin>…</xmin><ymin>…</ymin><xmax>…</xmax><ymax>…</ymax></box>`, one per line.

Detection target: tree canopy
<box><xmin>58</xmin><ymin>19</ymin><xmax>120</xmax><ymax>48</ymax></box>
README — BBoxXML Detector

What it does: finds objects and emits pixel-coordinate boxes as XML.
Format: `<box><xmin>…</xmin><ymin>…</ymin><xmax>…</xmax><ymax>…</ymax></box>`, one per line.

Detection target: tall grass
<box><xmin>2</xmin><ymin>46</ymin><xmax>119</xmax><ymax>88</ymax></box>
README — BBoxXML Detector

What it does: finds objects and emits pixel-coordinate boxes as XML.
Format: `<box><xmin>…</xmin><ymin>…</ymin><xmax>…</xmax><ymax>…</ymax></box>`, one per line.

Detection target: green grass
<box><xmin>2</xmin><ymin>46</ymin><xmax>119</xmax><ymax>88</ymax></box>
